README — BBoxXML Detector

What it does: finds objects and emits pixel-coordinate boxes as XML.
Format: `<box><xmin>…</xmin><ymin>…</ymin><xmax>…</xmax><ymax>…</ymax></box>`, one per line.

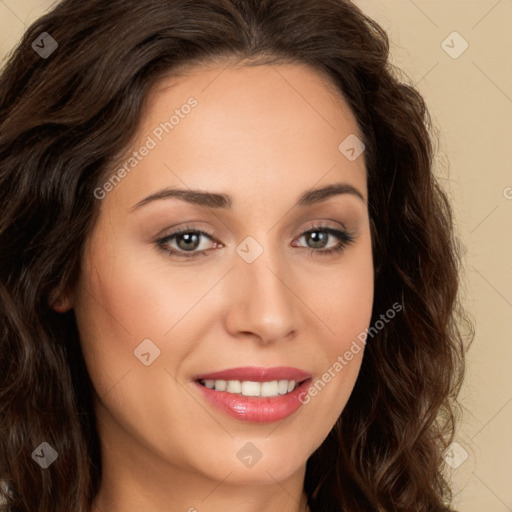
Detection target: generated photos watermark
<box><xmin>94</xmin><ymin>97</ymin><xmax>198</xmax><ymax>200</ymax></box>
<box><xmin>298</xmin><ymin>301</ymin><xmax>403</xmax><ymax>404</ymax></box>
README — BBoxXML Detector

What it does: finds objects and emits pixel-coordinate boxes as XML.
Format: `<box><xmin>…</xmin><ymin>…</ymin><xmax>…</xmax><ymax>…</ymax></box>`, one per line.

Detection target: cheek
<box><xmin>311</xmin><ymin>235</ymin><xmax>374</xmax><ymax>350</ymax></box>
<box><xmin>298</xmin><ymin>237</ymin><xmax>373</xmax><ymax>418</ymax></box>
<box><xmin>76</xmin><ymin>239</ymin><xmax>201</xmax><ymax>339</ymax></box>
<box><xmin>73</xmin><ymin>234</ymin><xmax>222</xmax><ymax>400</ymax></box>
<box><xmin>72</xmin><ymin>239</ymin><xmax>167</xmax><ymax>394</ymax></box>
<box><xmin>332</xmin><ymin>258</ymin><xmax>373</xmax><ymax>379</ymax></box>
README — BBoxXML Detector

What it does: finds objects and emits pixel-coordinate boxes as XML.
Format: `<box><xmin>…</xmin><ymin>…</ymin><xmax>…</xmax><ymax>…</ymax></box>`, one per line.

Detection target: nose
<box><xmin>224</xmin><ymin>243</ymin><xmax>300</xmax><ymax>345</ymax></box>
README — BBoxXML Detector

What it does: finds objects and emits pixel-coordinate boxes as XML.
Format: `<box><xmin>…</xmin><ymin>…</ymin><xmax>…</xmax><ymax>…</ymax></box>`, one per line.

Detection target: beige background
<box><xmin>1</xmin><ymin>1</ymin><xmax>511</xmax><ymax>510</ymax></box>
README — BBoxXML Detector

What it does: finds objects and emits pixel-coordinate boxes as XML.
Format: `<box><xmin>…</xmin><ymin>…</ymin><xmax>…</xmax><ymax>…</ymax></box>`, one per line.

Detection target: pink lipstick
<box><xmin>192</xmin><ymin>366</ymin><xmax>312</xmax><ymax>423</ymax></box>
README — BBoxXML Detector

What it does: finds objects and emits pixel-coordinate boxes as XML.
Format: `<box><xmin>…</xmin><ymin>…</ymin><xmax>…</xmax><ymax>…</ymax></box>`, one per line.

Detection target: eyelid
<box><xmin>300</xmin><ymin>219</ymin><xmax>348</xmax><ymax>233</ymax></box>
<box><xmin>156</xmin><ymin>219</ymin><xmax>348</xmax><ymax>242</ymax></box>
<box><xmin>155</xmin><ymin>224</ymin><xmax>222</xmax><ymax>251</ymax></box>
<box><xmin>155</xmin><ymin>221</ymin><xmax>356</xmax><ymax>259</ymax></box>
<box><xmin>154</xmin><ymin>222</ymin><xmax>221</xmax><ymax>241</ymax></box>
<box><xmin>294</xmin><ymin>222</ymin><xmax>357</xmax><ymax>250</ymax></box>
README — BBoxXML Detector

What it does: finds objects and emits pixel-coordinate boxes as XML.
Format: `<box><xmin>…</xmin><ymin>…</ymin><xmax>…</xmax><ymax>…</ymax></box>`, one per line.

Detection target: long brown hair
<box><xmin>0</xmin><ymin>1</ymin><xmax>471</xmax><ymax>510</ymax></box>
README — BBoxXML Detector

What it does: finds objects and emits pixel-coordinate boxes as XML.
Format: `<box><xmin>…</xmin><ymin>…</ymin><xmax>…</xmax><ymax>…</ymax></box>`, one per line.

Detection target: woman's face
<box><xmin>69</xmin><ymin>61</ymin><xmax>373</xmax><ymax>492</ymax></box>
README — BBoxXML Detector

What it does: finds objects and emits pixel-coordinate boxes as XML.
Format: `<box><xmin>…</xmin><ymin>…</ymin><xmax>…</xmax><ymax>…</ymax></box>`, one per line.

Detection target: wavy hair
<box><xmin>0</xmin><ymin>0</ymin><xmax>471</xmax><ymax>511</ymax></box>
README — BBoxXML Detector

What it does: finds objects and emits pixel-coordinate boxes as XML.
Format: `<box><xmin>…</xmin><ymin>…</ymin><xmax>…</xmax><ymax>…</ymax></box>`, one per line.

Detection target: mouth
<box><xmin>191</xmin><ymin>366</ymin><xmax>313</xmax><ymax>423</ymax></box>
<box><xmin>196</xmin><ymin>378</ymin><xmax>306</xmax><ymax>397</ymax></box>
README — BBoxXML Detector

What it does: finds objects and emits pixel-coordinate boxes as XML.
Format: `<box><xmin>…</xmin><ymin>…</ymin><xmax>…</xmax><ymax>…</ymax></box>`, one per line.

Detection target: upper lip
<box><xmin>194</xmin><ymin>366</ymin><xmax>311</xmax><ymax>382</ymax></box>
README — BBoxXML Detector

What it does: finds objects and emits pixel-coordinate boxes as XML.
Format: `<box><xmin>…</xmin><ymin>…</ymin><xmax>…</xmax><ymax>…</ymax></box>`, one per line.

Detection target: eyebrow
<box><xmin>130</xmin><ymin>182</ymin><xmax>365</xmax><ymax>211</ymax></box>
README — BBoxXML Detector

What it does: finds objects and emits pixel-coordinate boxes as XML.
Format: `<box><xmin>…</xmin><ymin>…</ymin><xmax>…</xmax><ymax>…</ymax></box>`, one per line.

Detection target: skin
<box><xmin>55</xmin><ymin>60</ymin><xmax>374</xmax><ymax>512</ymax></box>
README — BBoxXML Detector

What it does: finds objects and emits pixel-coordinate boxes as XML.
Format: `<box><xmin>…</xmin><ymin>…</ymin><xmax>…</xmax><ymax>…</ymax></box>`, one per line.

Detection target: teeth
<box><xmin>278</xmin><ymin>380</ymin><xmax>289</xmax><ymax>395</ymax></box>
<box><xmin>213</xmin><ymin>379</ymin><xmax>226</xmax><ymax>391</ymax></box>
<box><xmin>260</xmin><ymin>381</ymin><xmax>276</xmax><ymax>397</ymax></box>
<box><xmin>242</xmin><ymin>381</ymin><xmax>260</xmax><ymax>396</ymax></box>
<box><xmin>226</xmin><ymin>380</ymin><xmax>241</xmax><ymax>393</ymax></box>
<box><xmin>200</xmin><ymin>379</ymin><xmax>298</xmax><ymax>397</ymax></box>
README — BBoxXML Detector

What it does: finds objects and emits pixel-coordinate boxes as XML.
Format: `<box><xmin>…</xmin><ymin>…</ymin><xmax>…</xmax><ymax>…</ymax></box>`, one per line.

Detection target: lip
<box><xmin>192</xmin><ymin>366</ymin><xmax>313</xmax><ymax>424</ymax></box>
<box><xmin>193</xmin><ymin>378</ymin><xmax>312</xmax><ymax>423</ymax></box>
<box><xmin>193</xmin><ymin>366</ymin><xmax>312</xmax><ymax>382</ymax></box>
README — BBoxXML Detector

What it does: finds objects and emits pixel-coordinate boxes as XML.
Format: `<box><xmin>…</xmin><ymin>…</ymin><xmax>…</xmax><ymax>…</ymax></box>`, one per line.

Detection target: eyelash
<box><xmin>155</xmin><ymin>223</ymin><xmax>356</xmax><ymax>260</ymax></box>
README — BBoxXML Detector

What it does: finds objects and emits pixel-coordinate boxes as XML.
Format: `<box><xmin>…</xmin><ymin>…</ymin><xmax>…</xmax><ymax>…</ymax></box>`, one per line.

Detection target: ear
<box><xmin>49</xmin><ymin>287</ymin><xmax>74</xmax><ymax>313</ymax></box>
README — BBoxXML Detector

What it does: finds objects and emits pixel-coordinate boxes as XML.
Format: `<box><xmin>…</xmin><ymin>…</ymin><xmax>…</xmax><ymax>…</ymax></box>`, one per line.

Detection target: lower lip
<box><xmin>193</xmin><ymin>379</ymin><xmax>312</xmax><ymax>423</ymax></box>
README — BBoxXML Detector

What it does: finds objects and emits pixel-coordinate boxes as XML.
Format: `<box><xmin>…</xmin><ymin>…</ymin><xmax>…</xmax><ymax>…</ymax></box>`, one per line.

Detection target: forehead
<box><xmin>144</xmin><ymin>59</ymin><xmax>361</xmax><ymax>140</ymax></box>
<box><xmin>106</xmin><ymin>61</ymin><xmax>367</xmax><ymax>213</ymax></box>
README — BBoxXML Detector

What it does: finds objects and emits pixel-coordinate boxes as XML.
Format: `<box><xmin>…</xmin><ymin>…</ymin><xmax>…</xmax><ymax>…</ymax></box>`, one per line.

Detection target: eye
<box><xmin>155</xmin><ymin>223</ymin><xmax>356</xmax><ymax>260</ymax></box>
<box><xmin>293</xmin><ymin>223</ymin><xmax>356</xmax><ymax>256</ymax></box>
<box><xmin>155</xmin><ymin>225</ymin><xmax>220</xmax><ymax>259</ymax></box>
